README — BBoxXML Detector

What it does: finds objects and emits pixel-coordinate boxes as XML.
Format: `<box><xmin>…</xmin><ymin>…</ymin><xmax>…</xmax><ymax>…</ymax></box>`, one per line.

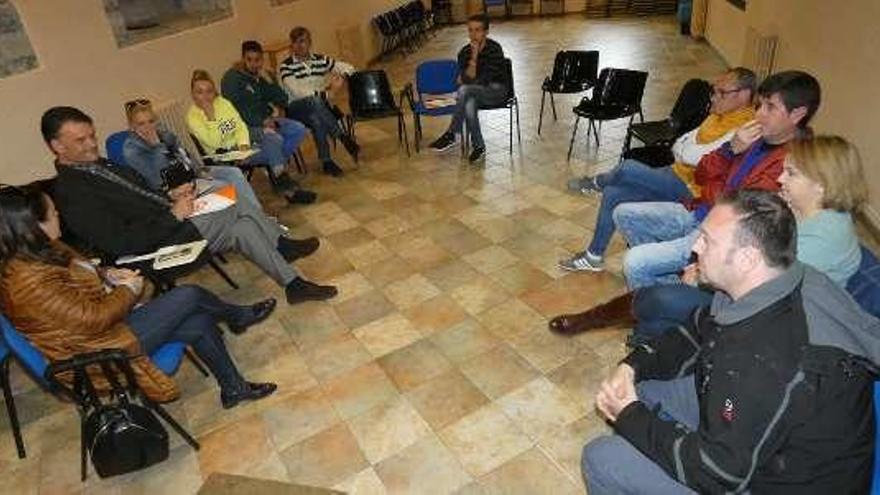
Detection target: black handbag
<box><xmin>84</xmin><ymin>400</ymin><xmax>169</xmax><ymax>478</ymax></box>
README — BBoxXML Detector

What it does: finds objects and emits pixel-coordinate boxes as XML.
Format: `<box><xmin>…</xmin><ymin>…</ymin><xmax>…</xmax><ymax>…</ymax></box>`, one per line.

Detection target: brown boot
<box><xmin>548</xmin><ymin>291</ymin><xmax>636</xmax><ymax>335</ymax></box>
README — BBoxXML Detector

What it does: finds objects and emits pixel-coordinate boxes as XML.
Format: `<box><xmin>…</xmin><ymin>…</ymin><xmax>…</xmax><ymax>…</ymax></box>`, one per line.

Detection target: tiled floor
<box><xmin>0</xmin><ymin>14</ymin><xmax>729</xmax><ymax>494</ymax></box>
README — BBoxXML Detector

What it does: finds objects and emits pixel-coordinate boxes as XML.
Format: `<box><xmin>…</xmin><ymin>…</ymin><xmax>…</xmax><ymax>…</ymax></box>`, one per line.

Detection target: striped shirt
<box><xmin>278</xmin><ymin>53</ymin><xmax>354</xmax><ymax>101</ymax></box>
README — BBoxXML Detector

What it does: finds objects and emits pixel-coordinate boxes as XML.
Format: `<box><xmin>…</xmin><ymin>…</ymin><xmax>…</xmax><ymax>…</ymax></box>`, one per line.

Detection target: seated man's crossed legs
<box><xmin>559</xmin><ymin>159</ymin><xmax>692</xmax><ymax>272</ymax></box>
<box><xmin>189</xmin><ymin>199</ymin><xmax>337</xmax><ymax>304</ymax></box>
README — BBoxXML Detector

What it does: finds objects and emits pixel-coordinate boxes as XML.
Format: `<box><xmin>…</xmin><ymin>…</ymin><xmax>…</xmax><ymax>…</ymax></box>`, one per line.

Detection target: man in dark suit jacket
<box><xmin>41</xmin><ymin>106</ymin><xmax>336</xmax><ymax>305</ymax></box>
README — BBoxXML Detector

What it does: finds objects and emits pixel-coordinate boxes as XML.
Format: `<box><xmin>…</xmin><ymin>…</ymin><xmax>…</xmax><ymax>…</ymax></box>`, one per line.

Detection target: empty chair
<box><xmin>538</xmin><ymin>50</ymin><xmax>599</xmax><ymax>135</ymax></box>
<box><xmin>484</xmin><ymin>0</ymin><xmax>510</xmax><ymax>17</ymax></box>
<box><xmin>402</xmin><ymin>59</ymin><xmax>460</xmax><ymax>152</ymax></box>
<box><xmin>346</xmin><ymin>70</ymin><xmax>410</xmax><ymax>161</ymax></box>
<box><xmin>567</xmin><ymin>67</ymin><xmax>648</xmax><ymax>159</ymax></box>
<box><xmin>622</xmin><ymin>78</ymin><xmax>712</xmax><ymax>154</ymax></box>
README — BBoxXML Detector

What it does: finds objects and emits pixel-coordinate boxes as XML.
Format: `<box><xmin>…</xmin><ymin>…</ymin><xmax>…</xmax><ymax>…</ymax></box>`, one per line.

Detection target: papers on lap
<box><xmin>190</xmin><ymin>184</ymin><xmax>236</xmax><ymax>218</ymax></box>
<box><xmin>203</xmin><ymin>149</ymin><xmax>258</xmax><ymax>162</ymax></box>
<box><xmin>116</xmin><ymin>240</ymin><xmax>208</xmax><ymax>270</ymax></box>
<box><xmin>423</xmin><ymin>94</ymin><xmax>457</xmax><ymax>109</ymax></box>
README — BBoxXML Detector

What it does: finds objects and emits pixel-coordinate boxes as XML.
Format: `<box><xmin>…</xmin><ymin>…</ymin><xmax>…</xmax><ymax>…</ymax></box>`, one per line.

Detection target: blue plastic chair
<box><xmin>0</xmin><ymin>314</ymin><xmax>190</xmax><ymax>459</ymax></box>
<box><xmin>105</xmin><ymin>131</ymin><xmax>130</xmax><ymax>167</ymax></box>
<box><xmin>402</xmin><ymin>59</ymin><xmax>460</xmax><ymax>152</ymax></box>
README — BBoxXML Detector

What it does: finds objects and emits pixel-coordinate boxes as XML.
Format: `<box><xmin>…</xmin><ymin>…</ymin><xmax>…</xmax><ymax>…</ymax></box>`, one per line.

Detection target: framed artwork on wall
<box><xmin>102</xmin><ymin>0</ymin><xmax>233</xmax><ymax>47</ymax></box>
<box><xmin>0</xmin><ymin>0</ymin><xmax>38</xmax><ymax>78</ymax></box>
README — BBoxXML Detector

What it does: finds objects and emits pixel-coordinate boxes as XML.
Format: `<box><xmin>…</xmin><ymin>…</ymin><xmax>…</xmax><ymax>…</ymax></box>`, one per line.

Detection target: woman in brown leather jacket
<box><xmin>0</xmin><ymin>185</ymin><xmax>277</xmax><ymax>409</ymax></box>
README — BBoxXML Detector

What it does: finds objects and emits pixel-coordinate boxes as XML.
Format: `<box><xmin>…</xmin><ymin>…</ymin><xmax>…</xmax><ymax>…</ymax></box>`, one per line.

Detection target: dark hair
<box><xmin>289</xmin><ymin>26</ymin><xmax>310</xmax><ymax>43</ymax></box>
<box><xmin>728</xmin><ymin>66</ymin><xmax>757</xmax><ymax>96</ymax></box>
<box><xmin>468</xmin><ymin>14</ymin><xmax>490</xmax><ymax>30</ymax></box>
<box><xmin>757</xmin><ymin>70</ymin><xmax>821</xmax><ymax>128</ymax></box>
<box><xmin>0</xmin><ymin>185</ymin><xmax>69</xmax><ymax>268</ymax></box>
<box><xmin>718</xmin><ymin>189</ymin><xmax>797</xmax><ymax>269</ymax></box>
<box><xmin>40</xmin><ymin>106</ymin><xmax>92</xmax><ymax>146</ymax></box>
<box><xmin>241</xmin><ymin>40</ymin><xmax>263</xmax><ymax>55</ymax></box>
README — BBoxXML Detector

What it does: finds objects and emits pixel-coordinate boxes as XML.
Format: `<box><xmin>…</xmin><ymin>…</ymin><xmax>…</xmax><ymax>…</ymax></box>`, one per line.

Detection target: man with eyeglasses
<box><xmin>558</xmin><ymin>68</ymin><xmax>756</xmax><ymax>276</ymax></box>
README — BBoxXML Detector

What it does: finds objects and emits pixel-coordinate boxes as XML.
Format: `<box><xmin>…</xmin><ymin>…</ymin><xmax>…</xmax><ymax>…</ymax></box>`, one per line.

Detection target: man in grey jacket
<box><xmin>583</xmin><ymin>189</ymin><xmax>880</xmax><ymax>494</ymax></box>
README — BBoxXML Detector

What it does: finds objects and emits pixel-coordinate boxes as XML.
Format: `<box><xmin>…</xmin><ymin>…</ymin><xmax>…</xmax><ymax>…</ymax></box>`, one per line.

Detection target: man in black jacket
<box><xmin>42</xmin><ymin>106</ymin><xmax>337</xmax><ymax>305</ymax></box>
<box><xmin>582</xmin><ymin>190</ymin><xmax>880</xmax><ymax>494</ymax></box>
<box><xmin>428</xmin><ymin>14</ymin><xmax>507</xmax><ymax>163</ymax></box>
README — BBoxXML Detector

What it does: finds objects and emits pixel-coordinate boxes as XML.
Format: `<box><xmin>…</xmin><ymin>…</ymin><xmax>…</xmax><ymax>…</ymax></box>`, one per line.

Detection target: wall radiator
<box><xmin>745</xmin><ymin>28</ymin><xmax>778</xmax><ymax>82</ymax></box>
<box><xmin>153</xmin><ymin>99</ymin><xmax>202</xmax><ymax>166</ymax></box>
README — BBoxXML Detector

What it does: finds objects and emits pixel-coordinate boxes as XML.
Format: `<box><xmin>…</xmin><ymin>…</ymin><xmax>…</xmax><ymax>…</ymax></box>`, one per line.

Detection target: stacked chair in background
<box><xmin>374</xmin><ymin>1</ymin><xmax>435</xmax><ymax>59</ymax></box>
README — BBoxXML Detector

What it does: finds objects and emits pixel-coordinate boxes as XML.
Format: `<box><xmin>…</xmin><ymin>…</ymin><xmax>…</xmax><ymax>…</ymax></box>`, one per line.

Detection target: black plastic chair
<box><xmin>567</xmin><ymin>67</ymin><xmax>648</xmax><ymax>159</ymax></box>
<box><xmin>346</xmin><ymin>70</ymin><xmax>410</xmax><ymax>161</ymax></box>
<box><xmin>462</xmin><ymin>58</ymin><xmax>521</xmax><ymax>155</ymax></box>
<box><xmin>622</xmin><ymin>78</ymin><xmax>712</xmax><ymax>154</ymax></box>
<box><xmin>538</xmin><ymin>50</ymin><xmax>599</xmax><ymax>135</ymax></box>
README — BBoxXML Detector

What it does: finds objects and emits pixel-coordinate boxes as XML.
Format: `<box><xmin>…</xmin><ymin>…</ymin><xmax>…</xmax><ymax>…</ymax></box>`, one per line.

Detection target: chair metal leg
<box><xmin>215</xmin><ymin>253</ymin><xmax>228</xmax><ymax>264</ymax></box>
<box><xmin>80</xmin><ymin>412</ymin><xmax>88</xmax><ymax>480</ymax></box>
<box><xmin>1</xmin><ymin>357</ymin><xmax>25</xmax><ymax>459</ymax></box>
<box><xmin>549</xmin><ymin>92</ymin><xmax>557</xmax><ymax>120</ymax></box>
<box><xmin>509</xmin><ymin>105</ymin><xmax>513</xmax><ymax>154</ymax></box>
<box><xmin>538</xmin><ymin>90</ymin><xmax>547</xmax><ymax>135</ymax></box>
<box><xmin>414</xmin><ymin>114</ymin><xmax>422</xmax><ymax>153</ymax></box>
<box><xmin>185</xmin><ymin>349</ymin><xmax>210</xmax><ymax>377</ymax></box>
<box><xmin>567</xmin><ymin>117</ymin><xmax>580</xmax><ymax>160</ymax></box>
<box><xmin>515</xmin><ymin>100</ymin><xmax>522</xmax><ymax>145</ymax></box>
<box><xmin>208</xmin><ymin>259</ymin><xmax>239</xmax><ymax>290</ymax></box>
<box><xmin>148</xmin><ymin>401</ymin><xmax>200</xmax><ymax>450</ymax></box>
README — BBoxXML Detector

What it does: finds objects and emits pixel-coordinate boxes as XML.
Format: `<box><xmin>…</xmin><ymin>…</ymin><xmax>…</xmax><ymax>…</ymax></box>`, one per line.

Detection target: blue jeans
<box><xmin>126</xmin><ymin>285</ymin><xmax>252</xmax><ymax>392</ymax></box>
<box><xmin>287</xmin><ymin>96</ymin><xmax>342</xmax><ymax>162</ymax></box>
<box><xmin>448</xmin><ymin>83</ymin><xmax>507</xmax><ymax>150</ymax></box>
<box><xmin>582</xmin><ymin>376</ymin><xmax>699</xmax><ymax>495</ymax></box>
<box><xmin>248</xmin><ymin>118</ymin><xmax>307</xmax><ymax>173</ymax></box>
<box><xmin>587</xmin><ymin>160</ymin><xmax>692</xmax><ymax>257</ymax></box>
<box><xmin>633</xmin><ymin>285</ymin><xmax>713</xmax><ymax>340</ymax></box>
<box><xmin>205</xmin><ymin>165</ymin><xmax>262</xmax><ymax>210</ymax></box>
<box><xmin>614</xmin><ymin>202</ymin><xmax>699</xmax><ymax>289</ymax></box>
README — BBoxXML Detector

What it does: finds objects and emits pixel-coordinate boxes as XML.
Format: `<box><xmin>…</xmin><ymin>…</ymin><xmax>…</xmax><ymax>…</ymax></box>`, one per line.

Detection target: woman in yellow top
<box><xmin>186</xmin><ymin>70</ymin><xmax>307</xmax><ymax>201</ymax></box>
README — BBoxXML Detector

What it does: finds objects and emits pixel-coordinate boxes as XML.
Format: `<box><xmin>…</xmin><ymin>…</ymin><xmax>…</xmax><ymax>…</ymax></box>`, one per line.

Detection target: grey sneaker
<box><xmin>558</xmin><ymin>251</ymin><xmax>604</xmax><ymax>272</ymax></box>
<box><xmin>566</xmin><ymin>175</ymin><xmax>602</xmax><ymax>195</ymax></box>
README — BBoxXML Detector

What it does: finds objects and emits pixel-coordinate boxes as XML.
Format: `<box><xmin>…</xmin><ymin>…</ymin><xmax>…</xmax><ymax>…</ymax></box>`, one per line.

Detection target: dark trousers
<box><xmin>287</xmin><ymin>95</ymin><xmax>342</xmax><ymax>162</ymax></box>
<box><xmin>632</xmin><ymin>284</ymin><xmax>713</xmax><ymax>341</ymax></box>
<box><xmin>126</xmin><ymin>285</ymin><xmax>250</xmax><ymax>392</ymax></box>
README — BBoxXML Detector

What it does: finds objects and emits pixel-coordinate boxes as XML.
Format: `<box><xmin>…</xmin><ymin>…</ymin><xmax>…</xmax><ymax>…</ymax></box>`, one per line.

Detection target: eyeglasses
<box><xmin>124</xmin><ymin>98</ymin><xmax>152</xmax><ymax>113</ymax></box>
<box><xmin>712</xmin><ymin>87</ymin><xmax>743</xmax><ymax>98</ymax></box>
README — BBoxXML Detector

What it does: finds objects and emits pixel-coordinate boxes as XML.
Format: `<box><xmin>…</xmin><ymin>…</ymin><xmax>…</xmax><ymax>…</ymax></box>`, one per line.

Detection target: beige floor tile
<box><xmin>295</xmin><ymin>242</ymin><xmax>356</xmax><ymax>281</ymax></box>
<box><xmin>474</xmin><ymin>448</ymin><xmax>581</xmax><ymax>495</ymax></box>
<box><xmin>421</xmin><ymin>259</ymin><xmax>483</xmax><ymax>292</ymax></box>
<box><xmin>346</xmin><ymin>396</ymin><xmax>432</xmax><ymax>464</ymax></box>
<box><xmin>333</xmin><ymin>467</ymin><xmax>388</xmax><ymax>495</ymax></box>
<box><xmin>504</xmin><ymin>327</ymin><xmax>583</xmax><ymax>373</ymax></box>
<box><xmin>198</xmin><ymin>413</ymin><xmax>275</xmax><ymax>478</ymax></box>
<box><xmin>322</xmin><ymin>362</ymin><xmax>400</xmax><ymax>420</ymax></box>
<box><xmin>326</xmin><ymin>226</ymin><xmax>378</xmax><ymax>250</ymax></box>
<box><xmin>262</xmin><ymin>386</ymin><xmax>341</xmax><ymax>452</ymax></box>
<box><xmin>378</xmin><ymin>339</ymin><xmax>453</xmax><ymax>391</ymax></box>
<box><xmin>458</xmin><ymin>344</ymin><xmax>540</xmax><ymax>399</ymax></box>
<box><xmin>430</xmin><ymin>319</ymin><xmax>500</xmax><ymax>363</ymax></box>
<box><xmin>433</xmin><ymin>229</ymin><xmax>494</xmax><ymax>257</ymax></box>
<box><xmin>382</xmin><ymin>274</ymin><xmax>442</xmax><ymax>310</ymax></box>
<box><xmin>334</xmin><ymin>290</ymin><xmax>396</xmax><ymax>329</ymax></box>
<box><xmin>303</xmin><ymin>333</ymin><xmax>374</xmax><ymax>382</ymax></box>
<box><xmin>353</xmin><ymin>313</ymin><xmax>424</xmax><ymax>358</ymax></box>
<box><xmin>344</xmin><ymin>240</ymin><xmax>396</xmax><ymax>270</ymax></box>
<box><xmin>124</xmin><ymin>446</ymin><xmax>203</xmax><ymax>495</ymax></box>
<box><xmin>375</xmin><ymin>434</ymin><xmax>473</xmax><ymax>495</ymax></box>
<box><xmin>449</xmin><ymin>277</ymin><xmax>511</xmax><ymax>316</ymax></box>
<box><xmin>403</xmin><ymin>294</ymin><xmax>470</xmax><ymax>335</ymax></box>
<box><xmin>474</xmin><ymin>297</ymin><xmax>547</xmax><ymax>336</ymax></box>
<box><xmin>405</xmin><ymin>369</ymin><xmax>490</xmax><ymax>430</ymax></box>
<box><xmin>538</xmin><ymin>415</ymin><xmax>610</xmax><ymax>483</ymax></box>
<box><xmin>360</xmin><ymin>255</ymin><xmax>417</xmax><ymax>287</ymax></box>
<box><xmin>279</xmin><ymin>422</ymin><xmax>369</xmax><ymax>488</ymax></box>
<box><xmin>327</xmin><ymin>271</ymin><xmax>376</xmax><ymax>305</ymax></box>
<box><xmin>496</xmin><ymin>377</ymin><xmax>587</xmax><ymax>440</ymax></box>
<box><xmin>439</xmin><ymin>404</ymin><xmax>533</xmax><ymax>477</ymax></box>
<box><xmin>302</xmin><ymin>202</ymin><xmax>362</xmax><ymax>236</ymax></box>
<box><xmin>280</xmin><ymin>303</ymin><xmax>348</xmax><ymax>352</ymax></box>
<box><xmin>364</xmin><ymin>214</ymin><xmax>412</xmax><ymax>238</ymax></box>
<box><xmin>462</xmin><ymin>245</ymin><xmax>521</xmax><ymax>274</ymax></box>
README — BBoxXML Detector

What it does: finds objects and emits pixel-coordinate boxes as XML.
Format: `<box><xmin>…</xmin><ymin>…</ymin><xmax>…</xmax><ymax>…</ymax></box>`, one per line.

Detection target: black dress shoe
<box><xmin>286</xmin><ymin>278</ymin><xmax>338</xmax><ymax>304</ymax></box>
<box><xmin>286</xmin><ymin>189</ymin><xmax>317</xmax><ymax>205</ymax></box>
<box><xmin>220</xmin><ymin>382</ymin><xmax>277</xmax><ymax>409</ymax></box>
<box><xmin>272</xmin><ymin>172</ymin><xmax>298</xmax><ymax>193</ymax></box>
<box><xmin>228</xmin><ymin>298</ymin><xmax>277</xmax><ymax>335</ymax></box>
<box><xmin>322</xmin><ymin>160</ymin><xmax>345</xmax><ymax>177</ymax></box>
<box><xmin>277</xmin><ymin>236</ymin><xmax>320</xmax><ymax>262</ymax></box>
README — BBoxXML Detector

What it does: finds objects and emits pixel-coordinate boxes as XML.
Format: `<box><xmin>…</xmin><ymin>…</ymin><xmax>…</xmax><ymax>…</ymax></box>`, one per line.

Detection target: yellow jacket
<box><xmin>186</xmin><ymin>96</ymin><xmax>250</xmax><ymax>154</ymax></box>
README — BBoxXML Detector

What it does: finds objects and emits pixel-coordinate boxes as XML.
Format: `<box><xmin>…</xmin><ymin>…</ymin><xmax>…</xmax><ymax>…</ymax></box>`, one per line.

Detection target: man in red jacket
<box><xmin>615</xmin><ymin>71</ymin><xmax>820</xmax><ymax>289</ymax></box>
